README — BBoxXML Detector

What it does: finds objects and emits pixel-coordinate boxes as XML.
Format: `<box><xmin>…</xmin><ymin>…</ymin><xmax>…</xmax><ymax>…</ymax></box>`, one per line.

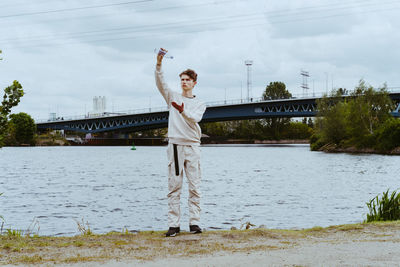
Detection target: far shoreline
<box><xmin>10</xmin><ymin>138</ymin><xmax>400</xmax><ymax>156</ymax></box>
<box><xmin>29</xmin><ymin>138</ymin><xmax>310</xmax><ymax>147</ymax></box>
<box><xmin>315</xmin><ymin>143</ymin><xmax>400</xmax><ymax>156</ymax></box>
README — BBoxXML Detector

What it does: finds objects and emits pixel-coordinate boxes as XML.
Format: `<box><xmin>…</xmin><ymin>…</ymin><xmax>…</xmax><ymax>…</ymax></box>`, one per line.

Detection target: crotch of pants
<box><xmin>167</xmin><ymin>143</ymin><xmax>201</xmax><ymax>228</ymax></box>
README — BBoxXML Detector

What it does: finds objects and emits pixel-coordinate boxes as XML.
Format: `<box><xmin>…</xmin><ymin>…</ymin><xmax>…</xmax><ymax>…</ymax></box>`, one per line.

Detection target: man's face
<box><xmin>180</xmin><ymin>74</ymin><xmax>196</xmax><ymax>91</ymax></box>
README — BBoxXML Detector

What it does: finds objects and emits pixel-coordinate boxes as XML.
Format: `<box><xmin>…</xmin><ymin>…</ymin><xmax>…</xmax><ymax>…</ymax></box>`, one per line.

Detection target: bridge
<box><xmin>36</xmin><ymin>93</ymin><xmax>400</xmax><ymax>133</ymax></box>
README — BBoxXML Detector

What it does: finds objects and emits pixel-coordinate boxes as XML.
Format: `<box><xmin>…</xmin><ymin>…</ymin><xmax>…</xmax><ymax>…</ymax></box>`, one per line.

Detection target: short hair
<box><xmin>179</xmin><ymin>69</ymin><xmax>197</xmax><ymax>82</ymax></box>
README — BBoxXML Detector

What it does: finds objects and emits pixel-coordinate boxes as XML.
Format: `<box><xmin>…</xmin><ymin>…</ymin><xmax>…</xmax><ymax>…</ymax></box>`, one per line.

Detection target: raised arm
<box><xmin>155</xmin><ymin>48</ymin><xmax>172</xmax><ymax>105</ymax></box>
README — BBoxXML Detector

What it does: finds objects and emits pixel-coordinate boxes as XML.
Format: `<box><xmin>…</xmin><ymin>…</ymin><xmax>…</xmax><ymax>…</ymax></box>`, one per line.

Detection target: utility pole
<box><xmin>312</xmin><ymin>80</ymin><xmax>315</xmax><ymax>97</ymax></box>
<box><xmin>224</xmin><ymin>88</ymin><xmax>227</xmax><ymax>104</ymax></box>
<box><xmin>300</xmin><ymin>69</ymin><xmax>310</xmax><ymax>97</ymax></box>
<box><xmin>240</xmin><ymin>81</ymin><xmax>243</xmax><ymax>103</ymax></box>
<box><xmin>245</xmin><ymin>60</ymin><xmax>253</xmax><ymax>101</ymax></box>
<box><xmin>324</xmin><ymin>72</ymin><xmax>328</xmax><ymax>94</ymax></box>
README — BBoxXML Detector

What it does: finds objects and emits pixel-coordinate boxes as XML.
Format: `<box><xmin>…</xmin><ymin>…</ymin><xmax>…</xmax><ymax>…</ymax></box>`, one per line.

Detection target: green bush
<box><xmin>8</xmin><ymin>112</ymin><xmax>36</xmax><ymax>145</ymax></box>
<box><xmin>354</xmin><ymin>133</ymin><xmax>376</xmax><ymax>149</ymax></box>
<box><xmin>312</xmin><ymin>82</ymin><xmax>396</xmax><ymax>152</ymax></box>
<box><xmin>283</xmin><ymin>122</ymin><xmax>312</xmax><ymax>139</ymax></box>
<box><xmin>309</xmin><ymin>133</ymin><xmax>329</xmax><ymax>151</ymax></box>
<box><xmin>309</xmin><ymin>133</ymin><xmax>320</xmax><ymax>144</ymax></box>
<box><xmin>310</xmin><ymin>138</ymin><xmax>326</xmax><ymax>151</ymax></box>
<box><xmin>374</xmin><ymin>118</ymin><xmax>400</xmax><ymax>152</ymax></box>
<box><xmin>366</xmin><ymin>189</ymin><xmax>400</xmax><ymax>222</ymax></box>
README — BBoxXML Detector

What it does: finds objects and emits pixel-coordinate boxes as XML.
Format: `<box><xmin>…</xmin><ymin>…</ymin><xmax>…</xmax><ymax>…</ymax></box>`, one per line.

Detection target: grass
<box><xmin>75</xmin><ymin>218</ymin><xmax>93</xmax><ymax>236</ymax></box>
<box><xmin>366</xmin><ymin>189</ymin><xmax>400</xmax><ymax>222</ymax></box>
<box><xmin>19</xmin><ymin>255</ymin><xmax>43</xmax><ymax>264</ymax></box>
<box><xmin>6</xmin><ymin>228</ymin><xmax>23</xmax><ymax>237</ymax></box>
<box><xmin>62</xmin><ymin>255</ymin><xmax>109</xmax><ymax>264</ymax></box>
<box><xmin>0</xmin><ymin>222</ymin><xmax>400</xmax><ymax>265</ymax></box>
<box><xmin>0</xmin><ymin>229</ymin><xmax>287</xmax><ymax>264</ymax></box>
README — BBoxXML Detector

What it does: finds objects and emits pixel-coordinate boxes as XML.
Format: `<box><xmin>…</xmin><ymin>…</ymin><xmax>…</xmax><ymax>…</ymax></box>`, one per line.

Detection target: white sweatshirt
<box><xmin>155</xmin><ymin>68</ymin><xmax>206</xmax><ymax>146</ymax></box>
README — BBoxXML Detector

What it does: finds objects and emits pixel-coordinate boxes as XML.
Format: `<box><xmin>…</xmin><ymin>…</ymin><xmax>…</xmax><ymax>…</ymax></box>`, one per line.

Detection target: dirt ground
<box><xmin>1</xmin><ymin>221</ymin><xmax>400</xmax><ymax>266</ymax></box>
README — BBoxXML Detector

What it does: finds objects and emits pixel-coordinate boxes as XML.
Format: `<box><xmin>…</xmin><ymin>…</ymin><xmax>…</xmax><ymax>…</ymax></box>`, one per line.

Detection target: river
<box><xmin>0</xmin><ymin>145</ymin><xmax>399</xmax><ymax>236</ymax></box>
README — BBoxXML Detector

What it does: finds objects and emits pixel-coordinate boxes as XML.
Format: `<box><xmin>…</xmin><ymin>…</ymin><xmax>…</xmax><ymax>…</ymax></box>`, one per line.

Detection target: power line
<box><xmin>0</xmin><ymin>0</ymin><xmax>54</xmax><ymax>9</ymax></box>
<box><xmin>0</xmin><ymin>0</ymin><xmax>385</xmax><ymax>24</ymax></box>
<box><xmin>0</xmin><ymin>11</ymin><xmax>267</xmax><ymax>44</ymax></box>
<box><xmin>0</xmin><ymin>0</ymin><xmax>153</xmax><ymax>19</ymax></box>
<box><xmin>0</xmin><ymin>0</ymin><xmax>247</xmax><ymax>27</ymax></box>
<box><xmin>5</xmin><ymin>5</ymin><xmax>399</xmax><ymax>51</ymax></box>
<box><xmin>1</xmin><ymin>0</ymin><xmax>398</xmax><ymax>45</ymax></box>
<box><xmin>1</xmin><ymin>1</ymin><xmax>399</xmax><ymax>49</ymax></box>
<box><xmin>0</xmin><ymin>0</ymin><xmax>251</xmax><ymax>44</ymax></box>
<box><xmin>0</xmin><ymin>16</ymin><xmax>266</xmax><ymax>49</ymax></box>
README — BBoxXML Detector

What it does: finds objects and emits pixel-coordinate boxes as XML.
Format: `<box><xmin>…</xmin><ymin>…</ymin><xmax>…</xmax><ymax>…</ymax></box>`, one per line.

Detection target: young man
<box><xmin>155</xmin><ymin>48</ymin><xmax>206</xmax><ymax>237</ymax></box>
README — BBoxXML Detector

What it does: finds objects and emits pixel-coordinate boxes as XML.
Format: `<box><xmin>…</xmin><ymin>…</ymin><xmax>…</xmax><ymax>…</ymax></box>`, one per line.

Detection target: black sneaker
<box><xmin>166</xmin><ymin>227</ymin><xmax>180</xmax><ymax>237</ymax></box>
<box><xmin>189</xmin><ymin>225</ymin><xmax>202</xmax><ymax>234</ymax></box>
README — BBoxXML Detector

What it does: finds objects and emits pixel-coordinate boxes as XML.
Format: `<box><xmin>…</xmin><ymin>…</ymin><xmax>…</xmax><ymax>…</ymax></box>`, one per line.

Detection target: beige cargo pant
<box><xmin>167</xmin><ymin>143</ymin><xmax>201</xmax><ymax>228</ymax></box>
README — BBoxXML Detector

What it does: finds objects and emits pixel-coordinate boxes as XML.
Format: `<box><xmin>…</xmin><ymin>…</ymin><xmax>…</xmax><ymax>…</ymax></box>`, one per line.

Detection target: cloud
<box><xmin>1</xmin><ymin>0</ymin><xmax>399</xmax><ymax>120</ymax></box>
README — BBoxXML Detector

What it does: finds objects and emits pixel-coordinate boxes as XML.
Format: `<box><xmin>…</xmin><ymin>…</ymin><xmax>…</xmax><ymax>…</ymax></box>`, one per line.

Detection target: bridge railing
<box><xmin>204</xmin><ymin>92</ymin><xmax>325</xmax><ymax>107</ymax></box>
<box><xmin>36</xmin><ymin>88</ymin><xmax>400</xmax><ymax>123</ymax></box>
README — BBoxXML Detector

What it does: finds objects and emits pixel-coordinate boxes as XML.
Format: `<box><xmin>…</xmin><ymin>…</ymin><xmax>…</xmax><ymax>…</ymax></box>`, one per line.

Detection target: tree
<box><xmin>280</xmin><ymin>121</ymin><xmax>312</xmax><ymax>139</ymax></box>
<box><xmin>302</xmin><ymin>117</ymin><xmax>314</xmax><ymax>128</ymax></box>
<box><xmin>0</xmin><ymin>50</ymin><xmax>25</xmax><ymax>147</ymax></box>
<box><xmin>312</xmin><ymin>88</ymin><xmax>352</xmax><ymax>146</ymax></box>
<box><xmin>307</xmin><ymin>118</ymin><xmax>314</xmax><ymax>128</ymax></box>
<box><xmin>3</xmin><ymin>121</ymin><xmax>17</xmax><ymax>145</ymax></box>
<box><xmin>374</xmin><ymin>118</ymin><xmax>400</xmax><ymax>152</ymax></box>
<box><xmin>347</xmin><ymin>81</ymin><xmax>393</xmax><ymax>138</ymax></box>
<box><xmin>337</xmin><ymin>88</ymin><xmax>348</xmax><ymax>95</ymax></box>
<box><xmin>310</xmin><ymin>80</ymin><xmax>395</xmax><ymax>151</ymax></box>
<box><xmin>321</xmin><ymin>101</ymin><xmax>349</xmax><ymax>144</ymax></box>
<box><xmin>232</xmin><ymin>120</ymin><xmax>264</xmax><ymax>139</ymax></box>
<box><xmin>8</xmin><ymin>112</ymin><xmax>36</xmax><ymax>145</ymax></box>
<box><xmin>0</xmin><ymin>82</ymin><xmax>25</xmax><ymax>147</ymax></box>
<box><xmin>262</xmin><ymin>81</ymin><xmax>292</xmax><ymax>100</ymax></box>
<box><xmin>262</xmin><ymin>82</ymin><xmax>292</xmax><ymax>139</ymax></box>
<box><xmin>201</xmin><ymin>121</ymin><xmax>230</xmax><ymax>138</ymax></box>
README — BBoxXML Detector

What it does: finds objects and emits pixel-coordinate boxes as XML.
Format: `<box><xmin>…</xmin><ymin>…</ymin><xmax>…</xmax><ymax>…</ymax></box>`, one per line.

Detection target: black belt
<box><xmin>173</xmin><ymin>144</ymin><xmax>179</xmax><ymax>176</ymax></box>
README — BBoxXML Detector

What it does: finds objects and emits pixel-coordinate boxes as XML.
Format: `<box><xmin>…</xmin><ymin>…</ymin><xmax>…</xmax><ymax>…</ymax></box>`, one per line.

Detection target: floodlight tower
<box><xmin>245</xmin><ymin>60</ymin><xmax>253</xmax><ymax>101</ymax></box>
<box><xmin>300</xmin><ymin>70</ymin><xmax>310</xmax><ymax>97</ymax></box>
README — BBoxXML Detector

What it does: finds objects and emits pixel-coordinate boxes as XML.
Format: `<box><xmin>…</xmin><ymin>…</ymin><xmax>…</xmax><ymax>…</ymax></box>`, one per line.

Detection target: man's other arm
<box><xmin>181</xmin><ymin>102</ymin><xmax>206</xmax><ymax>123</ymax></box>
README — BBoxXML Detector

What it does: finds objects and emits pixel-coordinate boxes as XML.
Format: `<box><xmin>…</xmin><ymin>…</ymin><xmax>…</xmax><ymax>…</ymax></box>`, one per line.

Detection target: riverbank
<box><xmin>317</xmin><ymin>143</ymin><xmax>400</xmax><ymax>155</ymax></box>
<box><xmin>23</xmin><ymin>138</ymin><xmax>310</xmax><ymax>146</ymax></box>
<box><xmin>202</xmin><ymin>139</ymin><xmax>309</xmax><ymax>145</ymax></box>
<box><xmin>2</xmin><ymin>221</ymin><xmax>400</xmax><ymax>266</ymax></box>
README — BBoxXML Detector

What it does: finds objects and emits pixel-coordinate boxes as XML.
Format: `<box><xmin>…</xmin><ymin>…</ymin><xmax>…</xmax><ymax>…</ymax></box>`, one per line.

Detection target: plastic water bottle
<box><xmin>154</xmin><ymin>48</ymin><xmax>174</xmax><ymax>59</ymax></box>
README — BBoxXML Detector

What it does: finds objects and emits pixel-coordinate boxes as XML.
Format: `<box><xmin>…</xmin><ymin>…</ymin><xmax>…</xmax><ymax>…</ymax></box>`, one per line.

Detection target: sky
<box><xmin>0</xmin><ymin>0</ymin><xmax>399</xmax><ymax>121</ymax></box>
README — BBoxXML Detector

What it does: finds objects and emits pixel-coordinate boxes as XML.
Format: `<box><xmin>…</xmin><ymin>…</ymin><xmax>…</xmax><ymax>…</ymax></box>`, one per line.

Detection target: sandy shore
<box><xmin>2</xmin><ymin>222</ymin><xmax>400</xmax><ymax>266</ymax></box>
